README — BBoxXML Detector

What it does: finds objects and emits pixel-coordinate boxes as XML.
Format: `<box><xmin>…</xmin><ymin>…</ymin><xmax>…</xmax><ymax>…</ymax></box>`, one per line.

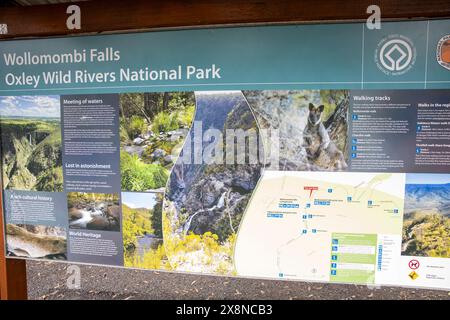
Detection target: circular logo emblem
<box><xmin>437</xmin><ymin>34</ymin><xmax>450</xmax><ymax>71</ymax></box>
<box><xmin>375</xmin><ymin>35</ymin><xmax>416</xmax><ymax>75</ymax></box>
<box><xmin>408</xmin><ymin>259</ymin><xmax>420</xmax><ymax>270</ymax></box>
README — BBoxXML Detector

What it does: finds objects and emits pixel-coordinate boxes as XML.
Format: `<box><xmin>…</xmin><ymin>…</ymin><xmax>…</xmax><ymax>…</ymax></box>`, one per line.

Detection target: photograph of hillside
<box><xmin>402</xmin><ymin>173</ymin><xmax>450</xmax><ymax>258</ymax></box>
<box><xmin>163</xmin><ymin>91</ymin><xmax>263</xmax><ymax>275</ymax></box>
<box><xmin>122</xmin><ymin>192</ymin><xmax>168</xmax><ymax>270</ymax></box>
<box><xmin>0</xmin><ymin>96</ymin><xmax>63</xmax><ymax>192</ymax></box>
<box><xmin>243</xmin><ymin>90</ymin><xmax>348</xmax><ymax>171</ymax></box>
<box><xmin>68</xmin><ymin>192</ymin><xmax>121</xmax><ymax>232</ymax></box>
<box><xmin>6</xmin><ymin>223</ymin><xmax>66</xmax><ymax>260</ymax></box>
<box><xmin>119</xmin><ymin>92</ymin><xmax>195</xmax><ymax>192</ymax></box>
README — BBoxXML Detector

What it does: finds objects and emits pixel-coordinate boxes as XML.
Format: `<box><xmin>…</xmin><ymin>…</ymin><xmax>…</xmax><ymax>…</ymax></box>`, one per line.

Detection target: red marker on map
<box><xmin>304</xmin><ymin>186</ymin><xmax>318</xmax><ymax>198</ymax></box>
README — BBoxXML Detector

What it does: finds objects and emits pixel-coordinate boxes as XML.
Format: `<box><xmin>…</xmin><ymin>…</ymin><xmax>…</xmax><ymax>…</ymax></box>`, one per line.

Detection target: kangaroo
<box><xmin>303</xmin><ymin>103</ymin><xmax>347</xmax><ymax>170</ymax></box>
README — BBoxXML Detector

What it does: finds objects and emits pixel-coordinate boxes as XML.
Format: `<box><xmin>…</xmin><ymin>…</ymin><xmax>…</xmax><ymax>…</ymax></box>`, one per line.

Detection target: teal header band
<box><xmin>0</xmin><ymin>19</ymin><xmax>449</xmax><ymax>95</ymax></box>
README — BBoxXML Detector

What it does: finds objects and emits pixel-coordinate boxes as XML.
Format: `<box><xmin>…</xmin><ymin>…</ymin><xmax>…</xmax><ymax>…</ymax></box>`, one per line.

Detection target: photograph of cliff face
<box><xmin>0</xmin><ymin>96</ymin><xmax>63</xmax><ymax>192</ymax></box>
<box><xmin>402</xmin><ymin>174</ymin><xmax>450</xmax><ymax>258</ymax></box>
<box><xmin>123</xmin><ymin>192</ymin><xmax>168</xmax><ymax>270</ymax></box>
<box><xmin>163</xmin><ymin>91</ymin><xmax>263</xmax><ymax>275</ymax></box>
<box><xmin>243</xmin><ymin>90</ymin><xmax>349</xmax><ymax>171</ymax></box>
<box><xmin>68</xmin><ymin>192</ymin><xmax>121</xmax><ymax>232</ymax></box>
<box><xmin>6</xmin><ymin>223</ymin><xmax>67</xmax><ymax>260</ymax></box>
<box><xmin>119</xmin><ymin>92</ymin><xmax>195</xmax><ymax>192</ymax></box>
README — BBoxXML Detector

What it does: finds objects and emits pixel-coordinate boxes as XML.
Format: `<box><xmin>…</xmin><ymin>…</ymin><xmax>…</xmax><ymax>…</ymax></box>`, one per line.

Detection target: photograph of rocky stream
<box><xmin>68</xmin><ymin>192</ymin><xmax>121</xmax><ymax>232</ymax></box>
<box><xmin>119</xmin><ymin>92</ymin><xmax>195</xmax><ymax>192</ymax></box>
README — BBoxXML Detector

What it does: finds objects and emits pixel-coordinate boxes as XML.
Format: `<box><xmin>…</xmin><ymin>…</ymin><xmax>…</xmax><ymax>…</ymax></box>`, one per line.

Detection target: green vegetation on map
<box><xmin>330</xmin><ymin>233</ymin><xmax>377</xmax><ymax>284</ymax></box>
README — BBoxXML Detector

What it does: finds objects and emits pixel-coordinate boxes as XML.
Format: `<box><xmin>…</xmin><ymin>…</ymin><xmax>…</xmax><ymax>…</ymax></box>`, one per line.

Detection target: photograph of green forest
<box><xmin>123</xmin><ymin>192</ymin><xmax>169</xmax><ymax>269</ymax></box>
<box><xmin>119</xmin><ymin>92</ymin><xmax>195</xmax><ymax>192</ymax></box>
<box><xmin>0</xmin><ymin>96</ymin><xmax>63</xmax><ymax>192</ymax></box>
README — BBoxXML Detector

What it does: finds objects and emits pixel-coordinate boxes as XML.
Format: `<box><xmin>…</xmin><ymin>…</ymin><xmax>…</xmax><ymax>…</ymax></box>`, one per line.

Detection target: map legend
<box><xmin>329</xmin><ymin>233</ymin><xmax>378</xmax><ymax>284</ymax></box>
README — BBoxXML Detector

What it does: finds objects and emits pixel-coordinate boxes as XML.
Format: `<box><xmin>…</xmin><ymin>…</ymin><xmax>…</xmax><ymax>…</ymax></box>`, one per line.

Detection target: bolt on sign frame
<box><xmin>1</xmin><ymin>0</ymin><xmax>450</xmax><ymax>300</ymax></box>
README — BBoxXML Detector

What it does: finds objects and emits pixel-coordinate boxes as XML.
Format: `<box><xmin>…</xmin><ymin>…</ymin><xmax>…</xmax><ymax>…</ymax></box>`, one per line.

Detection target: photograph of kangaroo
<box><xmin>0</xmin><ymin>95</ymin><xmax>63</xmax><ymax>192</ymax></box>
<box><xmin>243</xmin><ymin>90</ymin><xmax>349</xmax><ymax>171</ymax></box>
<box><xmin>122</xmin><ymin>192</ymin><xmax>168</xmax><ymax>270</ymax></box>
<box><xmin>6</xmin><ymin>223</ymin><xmax>66</xmax><ymax>260</ymax></box>
<box><xmin>402</xmin><ymin>173</ymin><xmax>450</xmax><ymax>258</ymax></box>
<box><xmin>119</xmin><ymin>92</ymin><xmax>195</xmax><ymax>192</ymax></box>
<box><xmin>68</xmin><ymin>192</ymin><xmax>121</xmax><ymax>232</ymax></box>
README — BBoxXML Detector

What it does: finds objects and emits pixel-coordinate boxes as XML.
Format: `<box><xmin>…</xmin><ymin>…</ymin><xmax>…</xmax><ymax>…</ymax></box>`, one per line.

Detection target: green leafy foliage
<box><xmin>163</xmin><ymin>210</ymin><xmax>237</xmax><ymax>275</ymax></box>
<box><xmin>125</xmin><ymin>243</ymin><xmax>168</xmax><ymax>270</ymax></box>
<box><xmin>122</xmin><ymin>203</ymin><xmax>153</xmax><ymax>249</ymax></box>
<box><xmin>151</xmin><ymin>111</ymin><xmax>179</xmax><ymax>133</ymax></box>
<box><xmin>120</xmin><ymin>152</ymin><xmax>168</xmax><ymax>191</ymax></box>
<box><xmin>123</xmin><ymin>193</ymin><xmax>168</xmax><ymax>269</ymax></box>
<box><xmin>119</xmin><ymin>92</ymin><xmax>195</xmax><ymax>192</ymax></box>
<box><xmin>128</xmin><ymin>116</ymin><xmax>147</xmax><ymax>139</ymax></box>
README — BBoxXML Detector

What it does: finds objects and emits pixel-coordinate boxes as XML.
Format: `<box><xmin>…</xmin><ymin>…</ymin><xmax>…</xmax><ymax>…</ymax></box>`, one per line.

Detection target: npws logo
<box><xmin>437</xmin><ymin>35</ymin><xmax>450</xmax><ymax>71</ymax></box>
<box><xmin>375</xmin><ymin>35</ymin><xmax>416</xmax><ymax>76</ymax></box>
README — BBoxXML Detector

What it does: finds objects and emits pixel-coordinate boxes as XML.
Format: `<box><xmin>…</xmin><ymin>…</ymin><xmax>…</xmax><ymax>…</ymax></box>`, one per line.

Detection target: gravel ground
<box><xmin>26</xmin><ymin>260</ymin><xmax>450</xmax><ymax>300</ymax></box>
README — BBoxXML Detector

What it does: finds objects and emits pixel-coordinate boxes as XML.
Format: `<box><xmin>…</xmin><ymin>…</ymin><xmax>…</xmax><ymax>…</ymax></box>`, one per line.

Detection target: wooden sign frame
<box><xmin>0</xmin><ymin>0</ymin><xmax>449</xmax><ymax>301</ymax></box>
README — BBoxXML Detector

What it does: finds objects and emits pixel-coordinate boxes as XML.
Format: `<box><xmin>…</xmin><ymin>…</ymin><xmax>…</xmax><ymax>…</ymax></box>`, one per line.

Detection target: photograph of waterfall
<box><xmin>163</xmin><ymin>91</ymin><xmax>263</xmax><ymax>275</ymax></box>
<box><xmin>0</xmin><ymin>95</ymin><xmax>63</xmax><ymax>192</ymax></box>
<box><xmin>68</xmin><ymin>192</ymin><xmax>121</xmax><ymax>232</ymax></box>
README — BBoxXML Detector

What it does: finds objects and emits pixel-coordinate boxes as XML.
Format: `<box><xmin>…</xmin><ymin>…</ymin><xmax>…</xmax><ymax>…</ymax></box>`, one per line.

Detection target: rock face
<box><xmin>6</xmin><ymin>224</ymin><xmax>66</xmax><ymax>259</ymax></box>
<box><xmin>68</xmin><ymin>207</ymin><xmax>83</xmax><ymax>220</ymax></box>
<box><xmin>107</xmin><ymin>205</ymin><xmax>120</xmax><ymax>221</ymax></box>
<box><xmin>243</xmin><ymin>90</ymin><xmax>348</xmax><ymax>171</ymax></box>
<box><xmin>87</xmin><ymin>216</ymin><xmax>111</xmax><ymax>230</ymax></box>
<box><xmin>243</xmin><ymin>90</ymin><xmax>309</xmax><ymax>170</ymax></box>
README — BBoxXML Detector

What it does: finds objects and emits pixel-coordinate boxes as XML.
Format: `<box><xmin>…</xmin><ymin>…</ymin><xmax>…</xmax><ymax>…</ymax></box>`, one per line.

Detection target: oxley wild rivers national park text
<box><xmin>2</xmin><ymin>47</ymin><xmax>222</xmax><ymax>88</ymax></box>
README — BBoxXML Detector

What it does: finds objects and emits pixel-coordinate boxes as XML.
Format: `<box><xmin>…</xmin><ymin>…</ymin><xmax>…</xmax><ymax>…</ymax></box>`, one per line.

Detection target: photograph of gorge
<box><xmin>122</xmin><ymin>192</ymin><xmax>168</xmax><ymax>270</ymax></box>
<box><xmin>6</xmin><ymin>223</ymin><xmax>67</xmax><ymax>260</ymax></box>
<box><xmin>0</xmin><ymin>95</ymin><xmax>63</xmax><ymax>192</ymax></box>
<box><xmin>163</xmin><ymin>91</ymin><xmax>263</xmax><ymax>275</ymax></box>
<box><xmin>243</xmin><ymin>90</ymin><xmax>349</xmax><ymax>171</ymax></box>
<box><xmin>119</xmin><ymin>92</ymin><xmax>195</xmax><ymax>192</ymax></box>
<box><xmin>68</xmin><ymin>192</ymin><xmax>121</xmax><ymax>232</ymax></box>
<box><xmin>402</xmin><ymin>173</ymin><xmax>450</xmax><ymax>258</ymax></box>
